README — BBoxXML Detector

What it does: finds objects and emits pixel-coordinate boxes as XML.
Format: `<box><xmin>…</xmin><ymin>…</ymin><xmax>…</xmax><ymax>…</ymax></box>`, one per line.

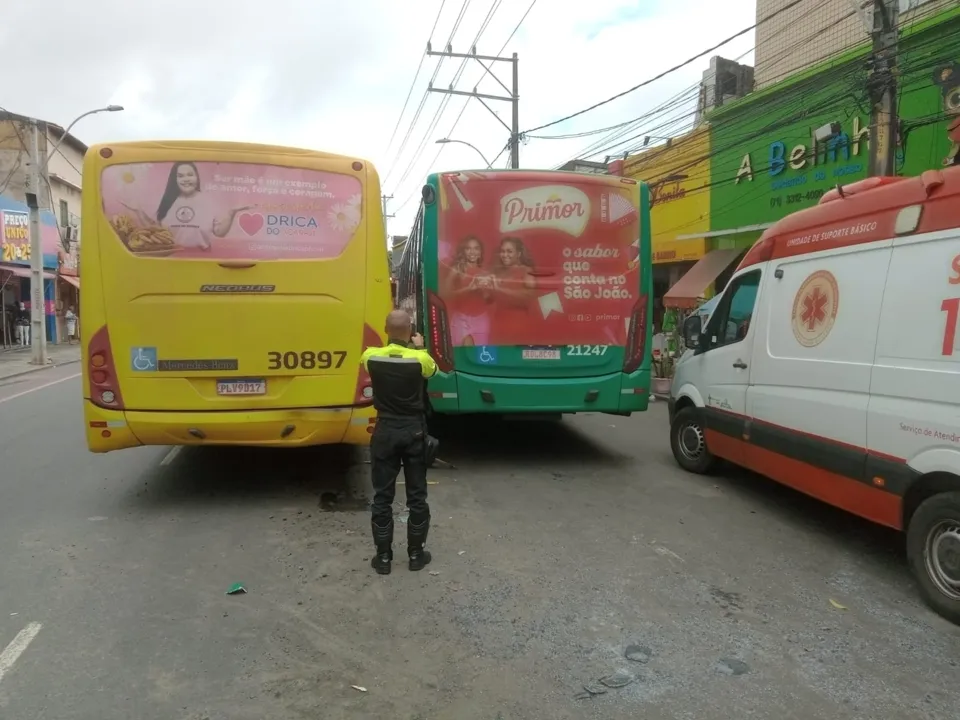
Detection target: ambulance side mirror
<box><xmin>682</xmin><ymin>315</ymin><xmax>702</xmax><ymax>350</ymax></box>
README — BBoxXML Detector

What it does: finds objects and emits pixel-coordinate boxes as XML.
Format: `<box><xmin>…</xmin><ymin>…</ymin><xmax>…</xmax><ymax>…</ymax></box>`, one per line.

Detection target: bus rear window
<box><xmin>100</xmin><ymin>161</ymin><xmax>362</xmax><ymax>261</ymax></box>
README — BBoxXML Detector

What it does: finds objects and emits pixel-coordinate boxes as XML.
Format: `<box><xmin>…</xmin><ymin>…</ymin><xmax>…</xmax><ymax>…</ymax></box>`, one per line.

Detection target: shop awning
<box><xmin>674</xmin><ymin>222</ymin><xmax>774</xmax><ymax>241</ymax></box>
<box><xmin>60</xmin><ymin>275</ymin><xmax>80</xmax><ymax>289</ymax></box>
<box><xmin>663</xmin><ymin>248</ymin><xmax>744</xmax><ymax>310</ymax></box>
<box><xmin>0</xmin><ymin>264</ymin><xmax>56</xmax><ymax>280</ymax></box>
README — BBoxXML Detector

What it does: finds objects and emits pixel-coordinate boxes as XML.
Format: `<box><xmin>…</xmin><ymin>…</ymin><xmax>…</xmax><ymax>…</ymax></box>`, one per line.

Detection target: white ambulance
<box><xmin>668</xmin><ymin>167</ymin><xmax>960</xmax><ymax>624</ymax></box>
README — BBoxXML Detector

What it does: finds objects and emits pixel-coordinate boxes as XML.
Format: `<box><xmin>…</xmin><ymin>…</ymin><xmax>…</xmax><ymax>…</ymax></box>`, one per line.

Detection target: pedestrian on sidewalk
<box><xmin>360</xmin><ymin>309</ymin><xmax>438</xmax><ymax>575</ymax></box>
<box><xmin>16</xmin><ymin>304</ymin><xmax>29</xmax><ymax>347</ymax></box>
<box><xmin>64</xmin><ymin>306</ymin><xmax>77</xmax><ymax>344</ymax></box>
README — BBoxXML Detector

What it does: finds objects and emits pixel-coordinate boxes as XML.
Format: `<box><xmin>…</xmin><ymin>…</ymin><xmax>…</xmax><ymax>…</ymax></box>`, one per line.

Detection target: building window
<box><xmin>59</xmin><ymin>199</ymin><xmax>69</xmax><ymax>228</ymax></box>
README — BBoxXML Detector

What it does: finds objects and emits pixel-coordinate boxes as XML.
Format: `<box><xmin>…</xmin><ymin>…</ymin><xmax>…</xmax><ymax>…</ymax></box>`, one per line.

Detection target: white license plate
<box><xmin>216</xmin><ymin>379</ymin><xmax>266</xmax><ymax>395</ymax></box>
<box><xmin>521</xmin><ymin>348</ymin><xmax>561</xmax><ymax>360</ymax></box>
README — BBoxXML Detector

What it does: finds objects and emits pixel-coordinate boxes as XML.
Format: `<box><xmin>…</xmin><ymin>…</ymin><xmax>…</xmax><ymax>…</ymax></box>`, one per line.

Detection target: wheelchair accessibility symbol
<box><xmin>130</xmin><ymin>347</ymin><xmax>158</xmax><ymax>372</ymax></box>
<box><xmin>477</xmin><ymin>346</ymin><xmax>497</xmax><ymax>364</ymax></box>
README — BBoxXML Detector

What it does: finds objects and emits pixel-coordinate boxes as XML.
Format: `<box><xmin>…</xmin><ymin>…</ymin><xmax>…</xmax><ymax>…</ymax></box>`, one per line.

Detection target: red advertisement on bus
<box><xmin>436</xmin><ymin>171</ymin><xmax>641</xmax><ymax>347</ymax></box>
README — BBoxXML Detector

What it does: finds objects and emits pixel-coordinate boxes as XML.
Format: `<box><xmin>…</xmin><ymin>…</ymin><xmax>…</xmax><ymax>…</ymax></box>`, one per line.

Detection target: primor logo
<box><xmin>499</xmin><ymin>185</ymin><xmax>590</xmax><ymax>237</ymax></box>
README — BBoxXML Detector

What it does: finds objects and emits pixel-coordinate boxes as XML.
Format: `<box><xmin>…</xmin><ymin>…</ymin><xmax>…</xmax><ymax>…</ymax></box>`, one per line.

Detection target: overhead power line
<box><xmin>384</xmin><ymin>0</ymin><xmax>449</xmax><ymax>154</ymax></box>
<box><xmin>496</xmin><ymin>0</ymin><xmax>537</xmax><ymax>54</ymax></box>
<box><xmin>383</xmin><ymin>0</ymin><xmax>473</xmax><ymax>186</ymax></box>
<box><xmin>553</xmin><ymin>0</ymin><xmax>850</xmax><ymax>167</ymax></box>
<box><xmin>389</xmin><ymin>0</ymin><xmax>506</xmax><ymax>192</ymax></box>
<box><xmin>521</xmin><ymin>0</ymin><xmax>806</xmax><ymax>135</ymax></box>
<box><xmin>390</xmin><ymin>0</ymin><xmax>538</xmax><ymax>217</ymax></box>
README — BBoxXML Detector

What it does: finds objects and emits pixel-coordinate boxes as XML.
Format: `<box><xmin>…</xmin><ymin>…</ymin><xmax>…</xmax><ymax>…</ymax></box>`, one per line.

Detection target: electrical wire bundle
<box><xmin>385</xmin><ymin>0</ymin><xmax>539</xmax><ymax>217</ymax></box>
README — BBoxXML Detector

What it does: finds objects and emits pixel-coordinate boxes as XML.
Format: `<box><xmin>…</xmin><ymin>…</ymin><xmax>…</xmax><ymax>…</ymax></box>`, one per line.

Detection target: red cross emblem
<box><xmin>801</xmin><ymin>286</ymin><xmax>828</xmax><ymax>331</ymax></box>
<box><xmin>791</xmin><ymin>270</ymin><xmax>839</xmax><ymax>348</ymax></box>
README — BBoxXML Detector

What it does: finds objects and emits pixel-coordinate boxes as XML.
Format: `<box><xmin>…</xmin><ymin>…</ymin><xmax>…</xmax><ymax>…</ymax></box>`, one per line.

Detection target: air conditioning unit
<box><xmin>64</xmin><ymin>226</ymin><xmax>78</xmax><ymax>243</ymax></box>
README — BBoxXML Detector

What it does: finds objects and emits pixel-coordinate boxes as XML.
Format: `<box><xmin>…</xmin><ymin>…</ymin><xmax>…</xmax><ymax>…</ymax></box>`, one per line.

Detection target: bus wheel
<box><xmin>670</xmin><ymin>406</ymin><xmax>716</xmax><ymax>475</ymax></box>
<box><xmin>907</xmin><ymin>491</ymin><xmax>960</xmax><ymax>625</ymax></box>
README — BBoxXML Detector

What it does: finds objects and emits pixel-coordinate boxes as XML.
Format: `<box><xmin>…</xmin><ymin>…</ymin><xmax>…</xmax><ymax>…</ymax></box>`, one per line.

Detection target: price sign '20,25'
<box><xmin>1</xmin><ymin>242</ymin><xmax>30</xmax><ymax>263</ymax></box>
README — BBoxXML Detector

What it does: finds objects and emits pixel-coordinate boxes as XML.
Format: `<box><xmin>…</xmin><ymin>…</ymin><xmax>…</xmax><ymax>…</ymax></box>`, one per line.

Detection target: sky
<box><xmin>0</xmin><ymin>0</ymin><xmax>757</xmax><ymax>237</ymax></box>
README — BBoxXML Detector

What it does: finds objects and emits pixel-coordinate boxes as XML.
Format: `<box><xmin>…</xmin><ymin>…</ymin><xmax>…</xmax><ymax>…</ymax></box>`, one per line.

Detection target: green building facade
<box><xmin>705</xmin><ymin>6</ymin><xmax>960</xmax><ymax>257</ymax></box>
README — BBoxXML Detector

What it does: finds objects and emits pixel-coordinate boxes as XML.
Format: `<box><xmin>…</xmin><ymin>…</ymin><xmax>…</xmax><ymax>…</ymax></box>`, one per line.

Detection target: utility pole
<box><xmin>381</xmin><ymin>193</ymin><xmax>394</xmax><ymax>244</ymax></box>
<box><xmin>867</xmin><ymin>0</ymin><xmax>899</xmax><ymax>176</ymax></box>
<box><xmin>25</xmin><ymin>120</ymin><xmax>48</xmax><ymax>366</ymax></box>
<box><xmin>426</xmin><ymin>45</ymin><xmax>520</xmax><ymax>169</ymax></box>
<box><xmin>16</xmin><ymin>105</ymin><xmax>121</xmax><ymax>365</ymax></box>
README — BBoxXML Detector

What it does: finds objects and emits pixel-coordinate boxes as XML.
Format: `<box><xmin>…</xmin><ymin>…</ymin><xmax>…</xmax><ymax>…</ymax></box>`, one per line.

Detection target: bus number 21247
<box><xmin>566</xmin><ymin>344</ymin><xmax>609</xmax><ymax>356</ymax></box>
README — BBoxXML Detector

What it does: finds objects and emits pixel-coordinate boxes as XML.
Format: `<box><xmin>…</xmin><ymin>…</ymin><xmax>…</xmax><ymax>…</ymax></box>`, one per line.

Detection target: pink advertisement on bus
<box><xmin>101</xmin><ymin>161</ymin><xmax>362</xmax><ymax>260</ymax></box>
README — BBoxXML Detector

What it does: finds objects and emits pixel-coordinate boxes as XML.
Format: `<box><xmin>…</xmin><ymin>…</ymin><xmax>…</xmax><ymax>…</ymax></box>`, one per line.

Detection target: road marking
<box><xmin>0</xmin><ymin>622</ymin><xmax>42</xmax><ymax>685</ymax></box>
<box><xmin>0</xmin><ymin>372</ymin><xmax>80</xmax><ymax>405</ymax></box>
<box><xmin>160</xmin><ymin>446</ymin><xmax>182</xmax><ymax>466</ymax></box>
<box><xmin>655</xmin><ymin>546</ymin><xmax>685</xmax><ymax>563</ymax></box>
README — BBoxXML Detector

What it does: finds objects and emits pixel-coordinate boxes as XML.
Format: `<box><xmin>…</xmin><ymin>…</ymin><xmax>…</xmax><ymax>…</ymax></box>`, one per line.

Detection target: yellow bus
<box><xmin>80</xmin><ymin>141</ymin><xmax>391</xmax><ymax>453</ymax></box>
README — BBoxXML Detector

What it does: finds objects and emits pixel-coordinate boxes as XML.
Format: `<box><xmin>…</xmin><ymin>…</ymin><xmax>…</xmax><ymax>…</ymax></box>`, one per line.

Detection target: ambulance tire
<box><xmin>670</xmin><ymin>406</ymin><xmax>717</xmax><ymax>475</ymax></box>
<box><xmin>906</xmin><ymin>490</ymin><xmax>960</xmax><ymax>626</ymax></box>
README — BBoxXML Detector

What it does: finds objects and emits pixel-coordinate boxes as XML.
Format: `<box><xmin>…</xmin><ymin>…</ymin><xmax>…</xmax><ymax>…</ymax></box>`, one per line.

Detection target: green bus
<box><xmin>396</xmin><ymin>169</ymin><xmax>652</xmax><ymax>416</ymax></box>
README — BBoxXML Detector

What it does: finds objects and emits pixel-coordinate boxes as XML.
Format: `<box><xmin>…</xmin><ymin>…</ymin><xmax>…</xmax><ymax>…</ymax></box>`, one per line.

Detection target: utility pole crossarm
<box><xmin>427</xmin><ymin>87</ymin><xmax>513</xmax><ymax>104</ymax></box>
<box><xmin>426</xmin><ymin>49</ymin><xmax>511</xmax><ymax>63</ymax></box>
<box><xmin>425</xmin><ymin>47</ymin><xmax>520</xmax><ymax>169</ymax></box>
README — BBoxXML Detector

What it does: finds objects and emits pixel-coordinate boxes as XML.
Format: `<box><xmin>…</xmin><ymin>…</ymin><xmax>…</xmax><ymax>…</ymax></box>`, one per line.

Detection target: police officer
<box><xmin>360</xmin><ymin>309</ymin><xmax>438</xmax><ymax>575</ymax></box>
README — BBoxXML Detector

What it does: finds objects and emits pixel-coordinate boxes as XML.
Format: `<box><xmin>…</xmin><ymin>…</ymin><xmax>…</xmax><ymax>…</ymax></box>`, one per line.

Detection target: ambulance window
<box><xmin>713</xmin><ymin>270</ymin><xmax>760</xmax><ymax>347</ymax></box>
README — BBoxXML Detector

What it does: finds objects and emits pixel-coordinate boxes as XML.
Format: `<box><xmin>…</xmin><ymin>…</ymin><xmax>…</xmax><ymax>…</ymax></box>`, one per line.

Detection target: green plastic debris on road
<box><xmin>226</xmin><ymin>583</ymin><xmax>247</xmax><ymax>595</ymax></box>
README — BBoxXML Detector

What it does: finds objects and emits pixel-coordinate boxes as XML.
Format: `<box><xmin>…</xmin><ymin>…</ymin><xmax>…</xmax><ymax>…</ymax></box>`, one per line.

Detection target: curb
<box><xmin>0</xmin><ymin>356</ymin><xmax>82</xmax><ymax>383</ymax></box>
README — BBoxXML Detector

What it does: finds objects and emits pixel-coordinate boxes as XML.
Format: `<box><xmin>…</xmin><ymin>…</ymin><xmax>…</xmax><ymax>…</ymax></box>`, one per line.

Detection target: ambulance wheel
<box><xmin>907</xmin><ymin>491</ymin><xmax>960</xmax><ymax>625</ymax></box>
<box><xmin>670</xmin><ymin>406</ymin><xmax>716</xmax><ymax>475</ymax></box>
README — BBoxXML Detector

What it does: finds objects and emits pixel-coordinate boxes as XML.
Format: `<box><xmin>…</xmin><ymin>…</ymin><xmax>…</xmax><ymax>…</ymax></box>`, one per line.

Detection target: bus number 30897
<box><xmin>267</xmin><ymin>350</ymin><xmax>347</xmax><ymax>370</ymax></box>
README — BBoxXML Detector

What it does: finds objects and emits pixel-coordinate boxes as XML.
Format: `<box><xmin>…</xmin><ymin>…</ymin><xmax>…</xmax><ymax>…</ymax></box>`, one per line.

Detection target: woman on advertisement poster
<box><xmin>104</xmin><ymin>160</ymin><xmax>360</xmax><ymax>261</ymax></box>
<box><xmin>442</xmin><ymin>235</ymin><xmax>495</xmax><ymax>346</ymax></box>
<box><xmin>490</xmin><ymin>236</ymin><xmax>537</xmax><ymax>345</ymax></box>
<box><xmin>122</xmin><ymin>162</ymin><xmax>254</xmax><ymax>250</ymax></box>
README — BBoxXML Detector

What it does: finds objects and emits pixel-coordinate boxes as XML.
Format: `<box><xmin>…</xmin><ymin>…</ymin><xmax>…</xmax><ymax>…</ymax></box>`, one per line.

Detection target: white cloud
<box><xmin>2</xmin><ymin>0</ymin><xmax>756</xmax><ymax>236</ymax></box>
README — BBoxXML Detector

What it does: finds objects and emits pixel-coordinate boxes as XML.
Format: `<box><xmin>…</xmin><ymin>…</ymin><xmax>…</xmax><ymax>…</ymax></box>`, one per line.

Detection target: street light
<box><xmin>27</xmin><ymin>104</ymin><xmax>124</xmax><ymax>366</ymax></box>
<box><xmin>435</xmin><ymin>138</ymin><xmax>493</xmax><ymax>169</ymax></box>
<box><xmin>45</xmin><ymin>105</ymin><xmax>124</xmax><ymax>171</ymax></box>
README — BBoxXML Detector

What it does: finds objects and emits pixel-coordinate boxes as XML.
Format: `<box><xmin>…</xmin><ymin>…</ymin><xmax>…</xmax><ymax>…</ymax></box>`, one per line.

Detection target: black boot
<box><xmin>407</xmin><ymin>517</ymin><xmax>432</xmax><ymax>571</ymax></box>
<box><xmin>370</xmin><ymin>518</ymin><xmax>394</xmax><ymax>575</ymax></box>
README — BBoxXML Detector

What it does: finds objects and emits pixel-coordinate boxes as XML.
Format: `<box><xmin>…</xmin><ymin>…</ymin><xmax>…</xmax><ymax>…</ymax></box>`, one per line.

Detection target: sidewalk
<box><xmin>0</xmin><ymin>343</ymin><xmax>82</xmax><ymax>381</ymax></box>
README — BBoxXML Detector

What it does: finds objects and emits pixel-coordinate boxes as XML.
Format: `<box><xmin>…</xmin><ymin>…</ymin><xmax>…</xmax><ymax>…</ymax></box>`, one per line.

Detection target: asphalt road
<box><xmin>1</xmin><ymin>367</ymin><xmax>958</xmax><ymax>720</ymax></box>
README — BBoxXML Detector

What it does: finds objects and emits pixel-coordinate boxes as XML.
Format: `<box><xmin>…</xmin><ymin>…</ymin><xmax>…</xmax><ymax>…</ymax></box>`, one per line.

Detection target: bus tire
<box><xmin>670</xmin><ymin>406</ymin><xmax>716</xmax><ymax>475</ymax></box>
<box><xmin>906</xmin><ymin>491</ymin><xmax>960</xmax><ymax>625</ymax></box>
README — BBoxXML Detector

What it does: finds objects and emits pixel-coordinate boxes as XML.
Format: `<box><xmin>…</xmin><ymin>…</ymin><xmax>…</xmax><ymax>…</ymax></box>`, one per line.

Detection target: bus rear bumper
<box><xmin>83</xmin><ymin>401</ymin><xmax>376</xmax><ymax>452</ymax></box>
<box><xmin>435</xmin><ymin>371</ymin><xmax>650</xmax><ymax>414</ymax></box>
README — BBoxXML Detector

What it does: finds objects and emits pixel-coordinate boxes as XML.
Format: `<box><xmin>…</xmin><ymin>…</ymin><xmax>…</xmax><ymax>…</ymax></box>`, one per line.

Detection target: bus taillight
<box><xmin>623</xmin><ymin>294</ymin><xmax>649</xmax><ymax>374</ymax></box>
<box><xmin>354</xmin><ymin>323</ymin><xmax>381</xmax><ymax>406</ymax></box>
<box><xmin>426</xmin><ymin>290</ymin><xmax>454</xmax><ymax>372</ymax></box>
<box><xmin>88</xmin><ymin>325</ymin><xmax>125</xmax><ymax>410</ymax></box>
